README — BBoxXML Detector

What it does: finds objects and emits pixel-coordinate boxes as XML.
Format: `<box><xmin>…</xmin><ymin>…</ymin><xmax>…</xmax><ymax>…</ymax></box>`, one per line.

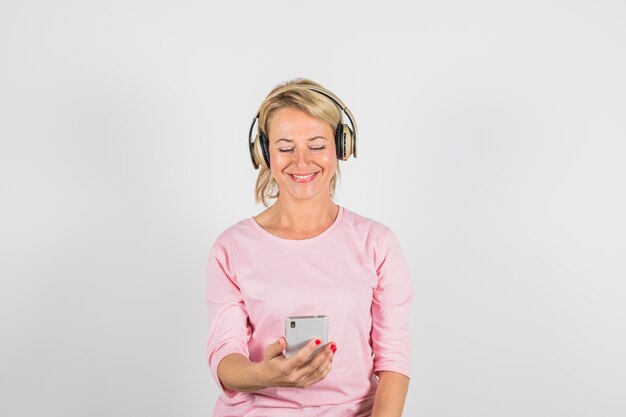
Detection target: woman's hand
<box><xmin>258</xmin><ymin>337</ymin><xmax>336</xmax><ymax>388</ymax></box>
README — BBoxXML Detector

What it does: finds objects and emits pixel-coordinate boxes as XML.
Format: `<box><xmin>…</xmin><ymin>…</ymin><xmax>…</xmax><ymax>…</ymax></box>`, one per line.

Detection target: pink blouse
<box><xmin>204</xmin><ymin>205</ymin><xmax>413</xmax><ymax>416</ymax></box>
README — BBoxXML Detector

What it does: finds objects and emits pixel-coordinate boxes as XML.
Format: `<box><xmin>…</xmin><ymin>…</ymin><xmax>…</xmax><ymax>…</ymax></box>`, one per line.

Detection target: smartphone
<box><xmin>285</xmin><ymin>315</ymin><xmax>329</xmax><ymax>360</ymax></box>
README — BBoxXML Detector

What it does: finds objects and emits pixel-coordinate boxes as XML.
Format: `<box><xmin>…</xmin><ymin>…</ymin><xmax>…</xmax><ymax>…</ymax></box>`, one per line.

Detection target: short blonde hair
<box><xmin>254</xmin><ymin>78</ymin><xmax>343</xmax><ymax>207</ymax></box>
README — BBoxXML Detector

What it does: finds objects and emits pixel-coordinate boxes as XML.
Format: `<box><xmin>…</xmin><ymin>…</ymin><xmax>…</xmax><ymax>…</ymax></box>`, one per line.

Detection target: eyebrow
<box><xmin>275</xmin><ymin>136</ymin><xmax>328</xmax><ymax>143</ymax></box>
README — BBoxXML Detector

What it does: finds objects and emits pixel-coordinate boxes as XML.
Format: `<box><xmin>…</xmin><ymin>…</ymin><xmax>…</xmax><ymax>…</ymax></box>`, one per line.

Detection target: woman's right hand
<box><xmin>258</xmin><ymin>337</ymin><xmax>336</xmax><ymax>388</ymax></box>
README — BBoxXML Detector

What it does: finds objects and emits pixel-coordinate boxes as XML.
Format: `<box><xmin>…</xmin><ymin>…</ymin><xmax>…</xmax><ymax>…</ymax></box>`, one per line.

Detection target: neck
<box><xmin>270</xmin><ymin>197</ymin><xmax>339</xmax><ymax>233</ymax></box>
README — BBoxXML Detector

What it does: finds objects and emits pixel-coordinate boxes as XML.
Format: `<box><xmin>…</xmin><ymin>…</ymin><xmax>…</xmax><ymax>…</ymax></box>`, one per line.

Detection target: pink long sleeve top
<box><xmin>204</xmin><ymin>205</ymin><xmax>413</xmax><ymax>416</ymax></box>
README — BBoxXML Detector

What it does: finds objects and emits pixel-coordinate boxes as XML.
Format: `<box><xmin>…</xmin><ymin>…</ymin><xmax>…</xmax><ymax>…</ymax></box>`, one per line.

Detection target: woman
<box><xmin>205</xmin><ymin>78</ymin><xmax>412</xmax><ymax>416</ymax></box>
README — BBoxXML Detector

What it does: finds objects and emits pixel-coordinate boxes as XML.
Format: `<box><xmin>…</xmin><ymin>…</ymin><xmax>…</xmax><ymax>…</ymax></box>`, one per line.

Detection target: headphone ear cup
<box><xmin>259</xmin><ymin>130</ymin><xmax>271</xmax><ymax>169</ymax></box>
<box><xmin>251</xmin><ymin>132</ymin><xmax>270</xmax><ymax>170</ymax></box>
<box><xmin>341</xmin><ymin>123</ymin><xmax>354</xmax><ymax>160</ymax></box>
<box><xmin>249</xmin><ymin>132</ymin><xmax>260</xmax><ymax>169</ymax></box>
<box><xmin>335</xmin><ymin>124</ymin><xmax>344</xmax><ymax>160</ymax></box>
<box><xmin>335</xmin><ymin>123</ymin><xmax>354</xmax><ymax>161</ymax></box>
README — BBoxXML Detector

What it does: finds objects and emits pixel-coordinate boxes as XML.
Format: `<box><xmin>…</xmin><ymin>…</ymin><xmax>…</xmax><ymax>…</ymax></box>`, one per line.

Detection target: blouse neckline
<box><xmin>248</xmin><ymin>205</ymin><xmax>344</xmax><ymax>244</ymax></box>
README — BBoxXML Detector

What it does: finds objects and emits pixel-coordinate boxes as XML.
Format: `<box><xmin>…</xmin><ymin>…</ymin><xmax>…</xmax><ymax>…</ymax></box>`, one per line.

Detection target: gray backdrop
<box><xmin>1</xmin><ymin>0</ymin><xmax>625</xmax><ymax>416</ymax></box>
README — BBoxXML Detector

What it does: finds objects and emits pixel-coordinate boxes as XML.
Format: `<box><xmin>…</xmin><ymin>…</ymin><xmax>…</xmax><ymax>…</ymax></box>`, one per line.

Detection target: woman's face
<box><xmin>267</xmin><ymin>107</ymin><xmax>337</xmax><ymax>204</ymax></box>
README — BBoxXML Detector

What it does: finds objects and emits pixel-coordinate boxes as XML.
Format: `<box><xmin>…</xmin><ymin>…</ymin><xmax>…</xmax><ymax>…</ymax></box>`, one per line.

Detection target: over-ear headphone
<box><xmin>248</xmin><ymin>84</ymin><xmax>358</xmax><ymax>170</ymax></box>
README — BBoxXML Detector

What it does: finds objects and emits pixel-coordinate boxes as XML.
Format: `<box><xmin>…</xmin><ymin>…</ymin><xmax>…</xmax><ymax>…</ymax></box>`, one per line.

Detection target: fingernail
<box><xmin>315</xmin><ymin>339</ymin><xmax>321</xmax><ymax>345</ymax></box>
<box><xmin>330</xmin><ymin>344</ymin><xmax>336</xmax><ymax>353</ymax></box>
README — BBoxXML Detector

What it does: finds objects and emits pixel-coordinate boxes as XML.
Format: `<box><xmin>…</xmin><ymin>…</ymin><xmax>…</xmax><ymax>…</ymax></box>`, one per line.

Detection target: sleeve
<box><xmin>370</xmin><ymin>227</ymin><xmax>413</xmax><ymax>379</ymax></box>
<box><xmin>205</xmin><ymin>236</ymin><xmax>252</xmax><ymax>397</ymax></box>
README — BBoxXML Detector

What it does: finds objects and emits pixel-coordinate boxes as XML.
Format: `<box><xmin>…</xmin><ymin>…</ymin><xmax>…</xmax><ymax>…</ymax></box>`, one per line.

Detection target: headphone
<box><xmin>248</xmin><ymin>84</ymin><xmax>358</xmax><ymax>170</ymax></box>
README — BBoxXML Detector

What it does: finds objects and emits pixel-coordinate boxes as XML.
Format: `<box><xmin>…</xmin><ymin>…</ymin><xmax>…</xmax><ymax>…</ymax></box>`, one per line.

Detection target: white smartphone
<box><xmin>285</xmin><ymin>315</ymin><xmax>329</xmax><ymax>360</ymax></box>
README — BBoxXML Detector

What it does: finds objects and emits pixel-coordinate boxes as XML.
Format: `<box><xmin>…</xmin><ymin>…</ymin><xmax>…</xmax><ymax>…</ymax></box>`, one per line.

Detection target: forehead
<box><xmin>268</xmin><ymin>107</ymin><xmax>333</xmax><ymax>138</ymax></box>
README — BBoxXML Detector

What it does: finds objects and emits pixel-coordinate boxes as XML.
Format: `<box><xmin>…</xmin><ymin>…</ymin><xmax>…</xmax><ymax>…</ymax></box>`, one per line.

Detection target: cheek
<box><xmin>319</xmin><ymin>157</ymin><xmax>338</xmax><ymax>178</ymax></box>
<box><xmin>268</xmin><ymin>150</ymin><xmax>288</xmax><ymax>167</ymax></box>
<box><xmin>320</xmin><ymin>150</ymin><xmax>337</xmax><ymax>166</ymax></box>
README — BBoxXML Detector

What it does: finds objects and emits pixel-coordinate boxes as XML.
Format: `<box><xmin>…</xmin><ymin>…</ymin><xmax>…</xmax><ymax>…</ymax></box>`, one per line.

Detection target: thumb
<box><xmin>265</xmin><ymin>337</ymin><xmax>286</xmax><ymax>358</ymax></box>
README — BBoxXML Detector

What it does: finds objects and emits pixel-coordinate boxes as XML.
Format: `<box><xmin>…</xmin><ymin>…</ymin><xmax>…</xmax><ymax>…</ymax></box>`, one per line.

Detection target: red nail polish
<box><xmin>330</xmin><ymin>344</ymin><xmax>336</xmax><ymax>352</ymax></box>
<box><xmin>315</xmin><ymin>339</ymin><xmax>321</xmax><ymax>345</ymax></box>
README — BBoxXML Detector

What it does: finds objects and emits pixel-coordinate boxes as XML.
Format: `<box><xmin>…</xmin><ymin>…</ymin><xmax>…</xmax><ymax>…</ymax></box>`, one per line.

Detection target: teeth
<box><xmin>291</xmin><ymin>173</ymin><xmax>315</xmax><ymax>179</ymax></box>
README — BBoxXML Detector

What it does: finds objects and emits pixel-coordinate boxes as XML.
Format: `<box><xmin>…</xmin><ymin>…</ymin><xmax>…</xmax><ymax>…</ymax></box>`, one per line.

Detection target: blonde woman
<box><xmin>205</xmin><ymin>78</ymin><xmax>412</xmax><ymax>416</ymax></box>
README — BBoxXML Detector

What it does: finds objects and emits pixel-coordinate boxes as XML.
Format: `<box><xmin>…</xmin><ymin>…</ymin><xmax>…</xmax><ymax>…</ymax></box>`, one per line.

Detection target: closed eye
<box><xmin>278</xmin><ymin>146</ymin><xmax>326</xmax><ymax>153</ymax></box>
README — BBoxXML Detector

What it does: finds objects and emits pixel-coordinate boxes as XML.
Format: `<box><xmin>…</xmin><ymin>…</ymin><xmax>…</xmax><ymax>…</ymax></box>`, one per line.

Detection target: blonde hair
<box><xmin>254</xmin><ymin>78</ymin><xmax>343</xmax><ymax>207</ymax></box>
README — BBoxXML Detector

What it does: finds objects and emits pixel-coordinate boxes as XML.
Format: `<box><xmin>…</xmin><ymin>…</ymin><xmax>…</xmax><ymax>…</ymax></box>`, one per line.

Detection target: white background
<box><xmin>1</xmin><ymin>1</ymin><xmax>625</xmax><ymax>416</ymax></box>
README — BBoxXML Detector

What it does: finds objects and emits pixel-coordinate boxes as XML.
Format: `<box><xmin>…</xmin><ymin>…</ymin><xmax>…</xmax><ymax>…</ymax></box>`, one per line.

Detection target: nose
<box><xmin>294</xmin><ymin>146</ymin><xmax>311</xmax><ymax>169</ymax></box>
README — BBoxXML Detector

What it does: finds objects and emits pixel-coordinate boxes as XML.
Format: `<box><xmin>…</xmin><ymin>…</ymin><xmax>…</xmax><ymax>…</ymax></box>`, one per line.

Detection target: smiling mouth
<box><xmin>288</xmin><ymin>172</ymin><xmax>320</xmax><ymax>183</ymax></box>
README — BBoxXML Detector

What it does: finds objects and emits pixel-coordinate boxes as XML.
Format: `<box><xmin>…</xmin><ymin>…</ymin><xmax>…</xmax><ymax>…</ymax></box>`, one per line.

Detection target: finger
<box><xmin>290</xmin><ymin>337</ymin><xmax>323</xmax><ymax>368</ymax></box>
<box><xmin>290</xmin><ymin>341</ymin><xmax>332</xmax><ymax>384</ymax></box>
<box><xmin>265</xmin><ymin>337</ymin><xmax>286</xmax><ymax>359</ymax></box>
<box><xmin>301</xmin><ymin>358</ymin><xmax>333</xmax><ymax>388</ymax></box>
<box><xmin>306</xmin><ymin>342</ymin><xmax>334</xmax><ymax>371</ymax></box>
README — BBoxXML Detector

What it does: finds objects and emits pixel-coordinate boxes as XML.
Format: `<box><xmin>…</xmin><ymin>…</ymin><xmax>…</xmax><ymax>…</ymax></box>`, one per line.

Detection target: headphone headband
<box><xmin>248</xmin><ymin>84</ymin><xmax>358</xmax><ymax>169</ymax></box>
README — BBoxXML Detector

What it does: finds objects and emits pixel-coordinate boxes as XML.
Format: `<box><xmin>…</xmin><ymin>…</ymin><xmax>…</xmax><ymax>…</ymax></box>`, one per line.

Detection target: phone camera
<box><xmin>290</xmin><ymin>321</ymin><xmax>296</xmax><ymax>328</ymax></box>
